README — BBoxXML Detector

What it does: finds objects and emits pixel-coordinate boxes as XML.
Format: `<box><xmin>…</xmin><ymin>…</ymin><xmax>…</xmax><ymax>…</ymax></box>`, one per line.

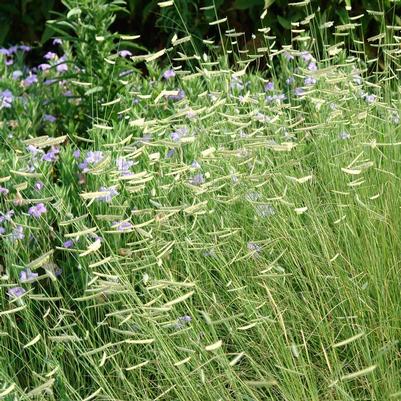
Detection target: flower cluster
<box><xmin>96</xmin><ymin>187</ymin><xmax>119</xmax><ymax>202</ymax></box>
<box><xmin>0</xmin><ymin>90</ymin><xmax>13</xmax><ymax>109</ymax></box>
<box><xmin>116</xmin><ymin>158</ymin><xmax>135</xmax><ymax>177</ymax></box>
<box><xmin>78</xmin><ymin>151</ymin><xmax>104</xmax><ymax>172</ymax></box>
<box><xmin>28</xmin><ymin>203</ymin><xmax>47</xmax><ymax>218</ymax></box>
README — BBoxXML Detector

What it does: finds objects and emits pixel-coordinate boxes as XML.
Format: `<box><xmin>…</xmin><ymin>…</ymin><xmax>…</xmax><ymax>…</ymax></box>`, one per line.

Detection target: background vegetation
<box><xmin>2</xmin><ymin>0</ymin><xmax>401</xmax><ymax>52</ymax></box>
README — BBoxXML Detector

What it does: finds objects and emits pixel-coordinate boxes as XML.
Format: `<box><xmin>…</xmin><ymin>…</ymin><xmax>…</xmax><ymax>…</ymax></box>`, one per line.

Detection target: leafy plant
<box><xmin>45</xmin><ymin>0</ymin><xmax>145</xmax><ymax>133</ymax></box>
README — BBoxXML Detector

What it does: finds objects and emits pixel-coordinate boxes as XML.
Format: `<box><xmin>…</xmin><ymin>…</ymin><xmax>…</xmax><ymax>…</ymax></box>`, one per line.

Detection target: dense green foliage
<box><xmin>1</xmin><ymin>0</ymin><xmax>401</xmax><ymax>400</ymax></box>
<box><xmin>2</xmin><ymin>0</ymin><xmax>401</xmax><ymax>52</ymax></box>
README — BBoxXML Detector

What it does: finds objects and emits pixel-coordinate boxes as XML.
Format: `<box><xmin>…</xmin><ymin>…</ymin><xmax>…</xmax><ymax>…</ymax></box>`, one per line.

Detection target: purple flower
<box><xmin>171</xmin><ymin>131</ymin><xmax>181</xmax><ymax>142</ymax></box>
<box><xmin>304</xmin><ymin>76</ymin><xmax>316</xmax><ymax>86</ymax></box>
<box><xmin>0</xmin><ymin>210</ymin><xmax>14</xmax><ymax>223</ymax></box>
<box><xmin>0</xmin><ymin>187</ymin><xmax>9</xmax><ymax>196</ymax></box>
<box><xmin>167</xmin><ymin>89</ymin><xmax>185</xmax><ymax>101</ymax></box>
<box><xmin>300</xmin><ymin>51</ymin><xmax>312</xmax><ymax>61</ymax></box>
<box><xmin>10</xmin><ymin>225</ymin><xmax>24</xmax><ymax>241</ymax></box>
<box><xmin>116</xmin><ymin>158</ymin><xmax>134</xmax><ymax>176</ymax></box>
<box><xmin>0</xmin><ymin>48</ymin><xmax>10</xmax><ymax>56</ymax></box>
<box><xmin>7</xmin><ymin>287</ymin><xmax>26</xmax><ymax>299</ymax></box>
<box><xmin>28</xmin><ymin>203</ymin><xmax>47</xmax><ymax>218</ymax></box>
<box><xmin>169</xmin><ymin>129</ymin><xmax>184</xmax><ymax>143</ymax></box>
<box><xmin>27</xmin><ymin>144</ymin><xmax>42</xmax><ymax>155</ymax></box>
<box><xmin>63</xmin><ymin>90</ymin><xmax>73</xmax><ymax>97</ymax></box>
<box><xmin>284</xmin><ymin>51</ymin><xmax>294</xmax><ymax>61</ymax></box>
<box><xmin>85</xmin><ymin>151</ymin><xmax>103</xmax><ymax>164</ymax></box>
<box><xmin>186</xmin><ymin>109</ymin><xmax>196</xmax><ymax>119</ymax></box>
<box><xmin>53</xmin><ymin>38</ymin><xmax>62</xmax><ymax>45</ymax></box>
<box><xmin>230</xmin><ymin>77</ymin><xmax>244</xmax><ymax>91</ymax></box>
<box><xmin>294</xmin><ymin>87</ymin><xmax>305</xmax><ymax>96</ymax></box>
<box><xmin>171</xmin><ymin>127</ymin><xmax>188</xmax><ymax>142</ymax></box>
<box><xmin>0</xmin><ymin>227</ymin><xmax>5</xmax><ymax>235</ymax></box>
<box><xmin>247</xmin><ymin>242</ymin><xmax>262</xmax><ymax>253</ymax></box>
<box><xmin>163</xmin><ymin>68</ymin><xmax>176</xmax><ymax>79</ymax></box>
<box><xmin>34</xmin><ymin>181</ymin><xmax>44</xmax><ymax>191</ymax></box>
<box><xmin>266</xmin><ymin>94</ymin><xmax>286</xmax><ymax>103</ymax></box>
<box><xmin>264</xmin><ymin>81</ymin><xmax>274</xmax><ymax>91</ymax></box>
<box><xmin>63</xmin><ymin>239</ymin><xmax>74</xmax><ymax>248</ymax></box>
<box><xmin>189</xmin><ymin>173</ymin><xmax>205</xmax><ymax>186</ymax></box>
<box><xmin>42</xmin><ymin>147</ymin><xmax>60</xmax><ymax>162</ymax></box>
<box><xmin>43</xmin><ymin>114</ymin><xmax>57</xmax><ymax>123</ymax></box>
<box><xmin>44</xmin><ymin>51</ymin><xmax>57</xmax><ymax>60</ymax></box>
<box><xmin>286</xmin><ymin>76</ymin><xmax>294</xmax><ymax>85</ymax></box>
<box><xmin>73</xmin><ymin>149</ymin><xmax>81</xmax><ymax>159</ymax></box>
<box><xmin>96</xmin><ymin>187</ymin><xmax>119</xmax><ymax>202</ymax></box>
<box><xmin>0</xmin><ymin>90</ymin><xmax>13</xmax><ymax>108</ymax></box>
<box><xmin>20</xmin><ymin>269</ymin><xmax>38</xmax><ymax>282</ymax></box>
<box><xmin>12</xmin><ymin>70</ymin><xmax>23</xmax><ymax>80</ymax></box>
<box><xmin>44</xmin><ymin>79</ymin><xmax>57</xmax><ymax>86</ymax></box>
<box><xmin>19</xmin><ymin>45</ymin><xmax>31</xmax><ymax>52</ymax></box>
<box><xmin>308</xmin><ymin>62</ymin><xmax>317</xmax><ymax>71</ymax></box>
<box><xmin>7</xmin><ymin>46</ymin><xmax>17</xmax><ymax>54</ymax></box>
<box><xmin>180</xmin><ymin>315</ymin><xmax>191</xmax><ymax>323</ymax></box>
<box><xmin>166</xmin><ymin>149</ymin><xmax>175</xmax><ymax>158</ymax></box>
<box><xmin>191</xmin><ymin>160</ymin><xmax>201</xmax><ymax>169</ymax></box>
<box><xmin>112</xmin><ymin>221</ymin><xmax>133</xmax><ymax>231</ymax></box>
<box><xmin>255</xmin><ymin>204</ymin><xmax>275</xmax><ymax>218</ymax></box>
<box><xmin>175</xmin><ymin>315</ymin><xmax>192</xmax><ymax>329</ymax></box>
<box><xmin>38</xmin><ymin>63</ymin><xmax>51</xmax><ymax>71</ymax></box>
<box><xmin>245</xmin><ymin>191</ymin><xmax>261</xmax><ymax>202</ymax></box>
<box><xmin>118</xmin><ymin>50</ymin><xmax>132</xmax><ymax>58</ymax></box>
<box><xmin>91</xmin><ymin>234</ymin><xmax>103</xmax><ymax>243</ymax></box>
<box><xmin>365</xmin><ymin>94</ymin><xmax>376</xmax><ymax>104</ymax></box>
<box><xmin>56</xmin><ymin>57</ymin><xmax>68</xmax><ymax>73</ymax></box>
<box><xmin>118</xmin><ymin>69</ymin><xmax>133</xmax><ymax>79</ymax></box>
<box><xmin>78</xmin><ymin>151</ymin><xmax>104</xmax><ymax>172</ymax></box>
<box><xmin>24</xmin><ymin>74</ymin><xmax>38</xmax><ymax>87</ymax></box>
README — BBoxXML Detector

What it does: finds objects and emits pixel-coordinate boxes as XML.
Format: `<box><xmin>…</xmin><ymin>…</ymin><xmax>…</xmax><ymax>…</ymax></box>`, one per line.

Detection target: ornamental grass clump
<box><xmin>0</xmin><ymin>0</ymin><xmax>401</xmax><ymax>400</ymax></box>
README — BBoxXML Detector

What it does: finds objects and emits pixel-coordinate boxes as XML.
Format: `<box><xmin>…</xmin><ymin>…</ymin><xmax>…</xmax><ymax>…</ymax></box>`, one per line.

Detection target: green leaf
<box><xmin>67</xmin><ymin>7</ymin><xmax>81</xmax><ymax>18</ymax></box>
<box><xmin>277</xmin><ymin>15</ymin><xmax>291</xmax><ymax>29</ymax></box>
<box><xmin>40</xmin><ymin>25</ymin><xmax>56</xmax><ymax>44</ymax></box>
<box><xmin>44</xmin><ymin>22</ymin><xmax>75</xmax><ymax>41</ymax></box>
<box><xmin>55</xmin><ymin>20</ymin><xmax>77</xmax><ymax>30</ymax></box>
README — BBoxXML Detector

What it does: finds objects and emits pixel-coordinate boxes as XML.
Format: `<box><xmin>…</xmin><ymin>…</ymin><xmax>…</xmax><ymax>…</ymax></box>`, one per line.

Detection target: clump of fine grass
<box><xmin>1</xmin><ymin>1</ymin><xmax>401</xmax><ymax>400</ymax></box>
